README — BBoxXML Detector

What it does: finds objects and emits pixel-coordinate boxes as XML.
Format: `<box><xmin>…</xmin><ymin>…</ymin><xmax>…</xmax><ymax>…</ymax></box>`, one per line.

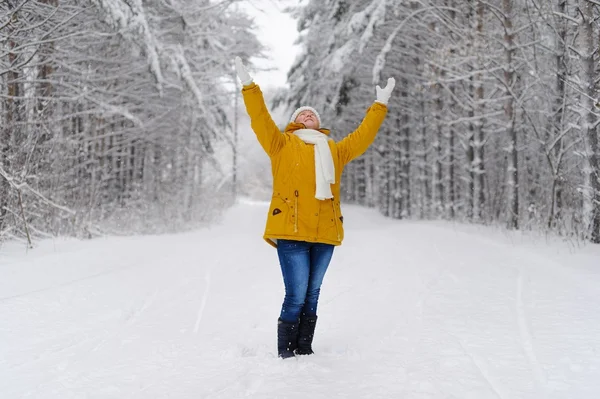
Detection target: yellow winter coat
<box><xmin>241</xmin><ymin>83</ymin><xmax>388</xmax><ymax>248</ymax></box>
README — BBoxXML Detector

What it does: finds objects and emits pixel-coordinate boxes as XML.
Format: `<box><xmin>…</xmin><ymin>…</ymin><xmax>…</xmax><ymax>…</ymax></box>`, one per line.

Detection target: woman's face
<box><xmin>295</xmin><ymin>110</ymin><xmax>319</xmax><ymax>129</ymax></box>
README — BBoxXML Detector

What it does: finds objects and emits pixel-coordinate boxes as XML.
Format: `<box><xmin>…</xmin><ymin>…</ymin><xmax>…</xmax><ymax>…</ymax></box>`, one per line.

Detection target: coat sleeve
<box><xmin>337</xmin><ymin>102</ymin><xmax>388</xmax><ymax>165</ymax></box>
<box><xmin>241</xmin><ymin>83</ymin><xmax>286</xmax><ymax>157</ymax></box>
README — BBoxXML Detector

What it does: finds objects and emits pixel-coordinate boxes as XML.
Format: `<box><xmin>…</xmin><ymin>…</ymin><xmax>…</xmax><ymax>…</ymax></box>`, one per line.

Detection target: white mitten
<box><xmin>375</xmin><ymin>77</ymin><xmax>396</xmax><ymax>105</ymax></box>
<box><xmin>234</xmin><ymin>56</ymin><xmax>253</xmax><ymax>86</ymax></box>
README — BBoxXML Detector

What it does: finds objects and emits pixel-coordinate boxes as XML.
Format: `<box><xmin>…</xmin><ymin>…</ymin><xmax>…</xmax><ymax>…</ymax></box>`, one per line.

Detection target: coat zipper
<box><xmin>294</xmin><ymin>190</ymin><xmax>299</xmax><ymax>233</ymax></box>
<box><xmin>331</xmin><ymin>198</ymin><xmax>341</xmax><ymax>241</ymax></box>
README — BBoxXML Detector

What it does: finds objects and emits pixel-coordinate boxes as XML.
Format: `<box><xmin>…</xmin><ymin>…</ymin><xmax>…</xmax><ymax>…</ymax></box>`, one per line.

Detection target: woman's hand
<box><xmin>235</xmin><ymin>56</ymin><xmax>253</xmax><ymax>86</ymax></box>
<box><xmin>375</xmin><ymin>77</ymin><xmax>396</xmax><ymax>105</ymax></box>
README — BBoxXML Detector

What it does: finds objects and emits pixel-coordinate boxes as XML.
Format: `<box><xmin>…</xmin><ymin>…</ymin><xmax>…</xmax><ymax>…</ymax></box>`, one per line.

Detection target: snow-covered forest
<box><xmin>2</xmin><ymin>0</ymin><xmax>600</xmax><ymax>244</ymax></box>
<box><xmin>283</xmin><ymin>0</ymin><xmax>600</xmax><ymax>244</ymax></box>
<box><xmin>0</xmin><ymin>0</ymin><xmax>262</xmax><ymax>242</ymax></box>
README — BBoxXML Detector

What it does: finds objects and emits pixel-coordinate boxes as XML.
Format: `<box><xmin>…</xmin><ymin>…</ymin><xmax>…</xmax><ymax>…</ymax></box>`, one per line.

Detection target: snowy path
<box><xmin>1</xmin><ymin>200</ymin><xmax>600</xmax><ymax>399</ymax></box>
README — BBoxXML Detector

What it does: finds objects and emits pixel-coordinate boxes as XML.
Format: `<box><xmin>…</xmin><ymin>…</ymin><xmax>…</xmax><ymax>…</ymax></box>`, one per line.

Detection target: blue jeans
<box><xmin>277</xmin><ymin>239</ymin><xmax>335</xmax><ymax>323</ymax></box>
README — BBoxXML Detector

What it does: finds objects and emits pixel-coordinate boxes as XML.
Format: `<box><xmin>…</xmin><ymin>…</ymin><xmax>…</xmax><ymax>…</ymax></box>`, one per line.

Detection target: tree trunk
<box><xmin>503</xmin><ymin>0</ymin><xmax>519</xmax><ymax>230</ymax></box>
<box><xmin>233</xmin><ymin>84</ymin><xmax>239</xmax><ymax>199</ymax></box>
<box><xmin>418</xmin><ymin>94</ymin><xmax>429</xmax><ymax>219</ymax></box>
<box><xmin>367</xmin><ymin>152</ymin><xmax>376</xmax><ymax>208</ymax></box>
<box><xmin>1</xmin><ymin>8</ymin><xmax>20</xmax><ymax>234</ymax></box>
<box><xmin>435</xmin><ymin>86</ymin><xmax>444</xmax><ymax>217</ymax></box>
<box><xmin>474</xmin><ymin>0</ymin><xmax>486</xmax><ymax>221</ymax></box>
<box><xmin>356</xmin><ymin>157</ymin><xmax>367</xmax><ymax>206</ymax></box>
<box><xmin>401</xmin><ymin>108</ymin><xmax>411</xmax><ymax>218</ymax></box>
<box><xmin>380</xmin><ymin>127</ymin><xmax>391</xmax><ymax>217</ymax></box>
<box><xmin>580</xmin><ymin>0</ymin><xmax>600</xmax><ymax>243</ymax></box>
<box><xmin>466</xmin><ymin>79</ymin><xmax>475</xmax><ymax>220</ymax></box>
<box><xmin>36</xmin><ymin>0</ymin><xmax>57</xmax><ymax>116</ymax></box>
<box><xmin>448</xmin><ymin>98</ymin><xmax>456</xmax><ymax>220</ymax></box>
<box><xmin>465</xmin><ymin>1</ymin><xmax>475</xmax><ymax>220</ymax></box>
<box><xmin>392</xmin><ymin>116</ymin><xmax>403</xmax><ymax>219</ymax></box>
<box><xmin>548</xmin><ymin>0</ymin><xmax>568</xmax><ymax>229</ymax></box>
<box><xmin>432</xmin><ymin>20</ymin><xmax>445</xmax><ymax>217</ymax></box>
<box><xmin>447</xmin><ymin>0</ymin><xmax>457</xmax><ymax>220</ymax></box>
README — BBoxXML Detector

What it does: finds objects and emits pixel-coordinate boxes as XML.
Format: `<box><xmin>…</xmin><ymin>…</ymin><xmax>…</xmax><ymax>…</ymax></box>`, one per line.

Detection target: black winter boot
<box><xmin>296</xmin><ymin>315</ymin><xmax>318</xmax><ymax>355</ymax></box>
<box><xmin>277</xmin><ymin>318</ymin><xmax>299</xmax><ymax>359</ymax></box>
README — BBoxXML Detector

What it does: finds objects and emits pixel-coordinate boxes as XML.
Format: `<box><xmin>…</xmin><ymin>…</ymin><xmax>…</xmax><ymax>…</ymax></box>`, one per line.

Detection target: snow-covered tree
<box><xmin>576</xmin><ymin>0</ymin><xmax>600</xmax><ymax>243</ymax></box>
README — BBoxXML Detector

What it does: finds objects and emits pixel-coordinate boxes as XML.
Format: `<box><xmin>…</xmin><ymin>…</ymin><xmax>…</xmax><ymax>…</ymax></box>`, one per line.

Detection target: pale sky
<box><xmin>240</xmin><ymin>0</ymin><xmax>301</xmax><ymax>89</ymax></box>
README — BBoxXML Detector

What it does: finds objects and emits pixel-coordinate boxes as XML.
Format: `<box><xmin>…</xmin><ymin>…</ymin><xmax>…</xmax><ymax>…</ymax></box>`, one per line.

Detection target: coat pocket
<box><xmin>266</xmin><ymin>194</ymin><xmax>292</xmax><ymax>235</ymax></box>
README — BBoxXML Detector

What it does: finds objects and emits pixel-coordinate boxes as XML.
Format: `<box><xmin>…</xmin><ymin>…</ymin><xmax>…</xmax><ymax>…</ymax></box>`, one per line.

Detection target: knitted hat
<box><xmin>289</xmin><ymin>106</ymin><xmax>322</xmax><ymax>126</ymax></box>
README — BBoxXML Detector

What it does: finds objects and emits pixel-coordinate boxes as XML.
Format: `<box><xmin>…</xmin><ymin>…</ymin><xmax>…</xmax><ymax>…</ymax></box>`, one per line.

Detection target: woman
<box><xmin>235</xmin><ymin>57</ymin><xmax>395</xmax><ymax>359</ymax></box>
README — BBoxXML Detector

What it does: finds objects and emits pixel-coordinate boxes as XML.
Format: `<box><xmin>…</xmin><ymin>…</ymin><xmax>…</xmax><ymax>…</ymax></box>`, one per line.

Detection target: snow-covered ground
<box><xmin>2</xmin><ymin>199</ymin><xmax>600</xmax><ymax>399</ymax></box>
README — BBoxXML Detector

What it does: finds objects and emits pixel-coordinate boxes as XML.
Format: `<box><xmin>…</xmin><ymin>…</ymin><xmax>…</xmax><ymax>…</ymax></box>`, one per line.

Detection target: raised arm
<box><xmin>235</xmin><ymin>57</ymin><xmax>285</xmax><ymax>157</ymax></box>
<box><xmin>337</xmin><ymin>78</ymin><xmax>395</xmax><ymax>165</ymax></box>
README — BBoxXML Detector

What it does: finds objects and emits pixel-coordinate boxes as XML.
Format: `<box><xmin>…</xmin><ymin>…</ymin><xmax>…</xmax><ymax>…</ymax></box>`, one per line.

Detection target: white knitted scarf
<box><xmin>294</xmin><ymin>129</ymin><xmax>335</xmax><ymax>200</ymax></box>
